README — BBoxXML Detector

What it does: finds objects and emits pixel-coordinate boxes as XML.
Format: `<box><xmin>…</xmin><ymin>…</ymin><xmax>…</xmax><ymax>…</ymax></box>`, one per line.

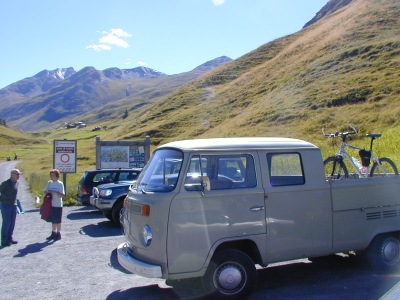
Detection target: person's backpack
<box><xmin>40</xmin><ymin>192</ymin><xmax>53</xmax><ymax>222</ymax></box>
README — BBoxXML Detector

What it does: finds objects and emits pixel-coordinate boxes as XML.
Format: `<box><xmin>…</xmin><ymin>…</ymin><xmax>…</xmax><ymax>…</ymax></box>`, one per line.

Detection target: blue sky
<box><xmin>0</xmin><ymin>0</ymin><xmax>328</xmax><ymax>89</ymax></box>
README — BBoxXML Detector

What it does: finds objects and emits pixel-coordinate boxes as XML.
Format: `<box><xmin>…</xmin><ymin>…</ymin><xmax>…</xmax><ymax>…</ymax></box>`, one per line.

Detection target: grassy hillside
<box><xmin>103</xmin><ymin>0</ymin><xmax>399</xmax><ymax>152</ymax></box>
<box><xmin>3</xmin><ymin>0</ymin><xmax>400</xmax><ymax>204</ymax></box>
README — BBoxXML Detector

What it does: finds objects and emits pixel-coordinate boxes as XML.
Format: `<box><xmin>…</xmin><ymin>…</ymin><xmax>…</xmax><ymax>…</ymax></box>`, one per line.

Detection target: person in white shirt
<box><xmin>44</xmin><ymin>169</ymin><xmax>65</xmax><ymax>241</ymax></box>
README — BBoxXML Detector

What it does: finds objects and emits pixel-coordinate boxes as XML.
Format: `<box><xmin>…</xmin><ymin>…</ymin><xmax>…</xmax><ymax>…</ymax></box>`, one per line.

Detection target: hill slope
<box><xmin>104</xmin><ymin>0</ymin><xmax>399</xmax><ymax>146</ymax></box>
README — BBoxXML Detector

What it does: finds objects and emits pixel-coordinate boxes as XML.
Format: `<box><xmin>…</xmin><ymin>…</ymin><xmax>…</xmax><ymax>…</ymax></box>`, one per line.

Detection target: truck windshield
<box><xmin>137</xmin><ymin>149</ymin><xmax>183</xmax><ymax>193</ymax></box>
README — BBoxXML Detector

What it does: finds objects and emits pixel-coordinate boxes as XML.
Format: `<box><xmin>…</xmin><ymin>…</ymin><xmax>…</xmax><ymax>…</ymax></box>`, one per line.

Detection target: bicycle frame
<box><xmin>335</xmin><ymin>140</ymin><xmax>378</xmax><ymax>178</ymax></box>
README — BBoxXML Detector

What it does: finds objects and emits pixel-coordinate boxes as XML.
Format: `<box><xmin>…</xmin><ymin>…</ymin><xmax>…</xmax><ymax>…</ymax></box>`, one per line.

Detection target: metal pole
<box><xmin>63</xmin><ymin>173</ymin><xmax>67</xmax><ymax>194</ymax></box>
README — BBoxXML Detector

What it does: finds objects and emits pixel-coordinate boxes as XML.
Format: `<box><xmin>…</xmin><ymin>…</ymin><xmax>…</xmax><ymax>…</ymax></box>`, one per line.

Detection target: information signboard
<box><xmin>95</xmin><ymin>136</ymin><xmax>150</xmax><ymax>169</ymax></box>
<box><xmin>53</xmin><ymin>140</ymin><xmax>77</xmax><ymax>173</ymax></box>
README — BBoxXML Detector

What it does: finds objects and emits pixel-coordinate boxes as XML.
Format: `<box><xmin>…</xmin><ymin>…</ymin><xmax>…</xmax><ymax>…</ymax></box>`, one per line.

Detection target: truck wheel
<box><xmin>201</xmin><ymin>249</ymin><xmax>257</xmax><ymax>299</ymax></box>
<box><xmin>366</xmin><ymin>234</ymin><xmax>400</xmax><ymax>270</ymax></box>
<box><xmin>112</xmin><ymin>200</ymin><xmax>123</xmax><ymax>226</ymax></box>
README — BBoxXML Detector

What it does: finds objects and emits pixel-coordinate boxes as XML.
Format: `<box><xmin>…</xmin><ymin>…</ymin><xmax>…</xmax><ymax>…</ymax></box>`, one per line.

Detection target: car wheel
<box><xmin>112</xmin><ymin>200</ymin><xmax>124</xmax><ymax>226</ymax></box>
<box><xmin>103</xmin><ymin>211</ymin><xmax>112</xmax><ymax>221</ymax></box>
<box><xmin>201</xmin><ymin>249</ymin><xmax>257</xmax><ymax>299</ymax></box>
<box><xmin>366</xmin><ymin>234</ymin><xmax>400</xmax><ymax>270</ymax></box>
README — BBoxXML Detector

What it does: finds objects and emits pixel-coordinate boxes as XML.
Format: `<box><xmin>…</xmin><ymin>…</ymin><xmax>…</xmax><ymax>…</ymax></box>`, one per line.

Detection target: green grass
<box><xmin>1</xmin><ymin>0</ymin><xmax>400</xmax><ymax>204</ymax></box>
<box><xmin>0</xmin><ymin>125</ymin><xmax>113</xmax><ymax>206</ymax></box>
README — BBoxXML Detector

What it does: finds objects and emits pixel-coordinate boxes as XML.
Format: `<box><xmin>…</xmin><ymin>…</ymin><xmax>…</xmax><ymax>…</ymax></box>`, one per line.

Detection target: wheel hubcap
<box><xmin>216</xmin><ymin>264</ymin><xmax>244</xmax><ymax>292</ymax></box>
<box><xmin>382</xmin><ymin>238</ymin><xmax>400</xmax><ymax>265</ymax></box>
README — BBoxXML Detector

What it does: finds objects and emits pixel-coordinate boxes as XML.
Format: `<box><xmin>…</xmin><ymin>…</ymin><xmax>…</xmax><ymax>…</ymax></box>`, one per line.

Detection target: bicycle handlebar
<box><xmin>322</xmin><ymin>124</ymin><xmax>358</xmax><ymax>139</ymax></box>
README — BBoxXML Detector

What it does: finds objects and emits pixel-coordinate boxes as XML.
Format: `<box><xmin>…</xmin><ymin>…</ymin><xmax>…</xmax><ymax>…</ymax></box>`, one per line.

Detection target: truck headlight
<box><xmin>99</xmin><ymin>189</ymin><xmax>112</xmax><ymax>197</ymax></box>
<box><xmin>141</xmin><ymin>225</ymin><xmax>152</xmax><ymax>247</ymax></box>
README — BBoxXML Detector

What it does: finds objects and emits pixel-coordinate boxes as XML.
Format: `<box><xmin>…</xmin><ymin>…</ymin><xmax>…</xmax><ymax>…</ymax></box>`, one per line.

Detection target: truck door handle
<box><xmin>250</xmin><ymin>206</ymin><xmax>265</xmax><ymax>212</ymax></box>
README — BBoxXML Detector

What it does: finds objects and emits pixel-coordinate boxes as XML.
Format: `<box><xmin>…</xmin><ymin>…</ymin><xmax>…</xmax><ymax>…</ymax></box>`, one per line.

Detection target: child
<box><xmin>44</xmin><ymin>169</ymin><xmax>65</xmax><ymax>241</ymax></box>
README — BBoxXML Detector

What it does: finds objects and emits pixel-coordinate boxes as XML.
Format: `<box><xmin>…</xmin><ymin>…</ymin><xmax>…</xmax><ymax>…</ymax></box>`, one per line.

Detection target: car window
<box><xmin>119</xmin><ymin>171</ymin><xmax>140</xmax><ymax>181</ymax></box>
<box><xmin>93</xmin><ymin>172</ymin><xmax>116</xmax><ymax>183</ymax></box>
<box><xmin>267</xmin><ymin>153</ymin><xmax>305</xmax><ymax>186</ymax></box>
<box><xmin>137</xmin><ymin>149</ymin><xmax>183</xmax><ymax>192</ymax></box>
<box><xmin>184</xmin><ymin>154</ymin><xmax>256</xmax><ymax>191</ymax></box>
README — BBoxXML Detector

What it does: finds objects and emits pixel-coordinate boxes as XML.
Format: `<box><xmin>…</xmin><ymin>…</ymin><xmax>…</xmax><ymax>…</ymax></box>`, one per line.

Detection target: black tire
<box><xmin>103</xmin><ymin>211</ymin><xmax>112</xmax><ymax>221</ymax></box>
<box><xmin>323</xmin><ymin>156</ymin><xmax>349</xmax><ymax>180</ymax></box>
<box><xmin>370</xmin><ymin>157</ymin><xmax>398</xmax><ymax>177</ymax></box>
<box><xmin>112</xmin><ymin>199</ymin><xmax>124</xmax><ymax>226</ymax></box>
<box><xmin>201</xmin><ymin>249</ymin><xmax>257</xmax><ymax>299</ymax></box>
<box><xmin>366</xmin><ymin>234</ymin><xmax>400</xmax><ymax>270</ymax></box>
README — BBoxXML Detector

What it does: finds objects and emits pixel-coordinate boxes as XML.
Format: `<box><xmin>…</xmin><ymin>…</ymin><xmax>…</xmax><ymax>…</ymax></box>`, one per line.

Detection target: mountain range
<box><xmin>0</xmin><ymin>56</ymin><xmax>231</xmax><ymax>131</ymax></box>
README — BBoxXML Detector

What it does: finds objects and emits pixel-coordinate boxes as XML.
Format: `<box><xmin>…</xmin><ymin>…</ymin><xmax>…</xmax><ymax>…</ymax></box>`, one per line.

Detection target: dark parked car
<box><xmin>90</xmin><ymin>180</ymin><xmax>134</xmax><ymax>226</ymax></box>
<box><xmin>77</xmin><ymin>168</ymin><xmax>142</xmax><ymax>204</ymax></box>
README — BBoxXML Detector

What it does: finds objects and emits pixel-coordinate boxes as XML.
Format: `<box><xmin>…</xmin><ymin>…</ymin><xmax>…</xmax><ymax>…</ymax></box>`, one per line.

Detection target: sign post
<box><xmin>53</xmin><ymin>140</ymin><xmax>77</xmax><ymax>192</ymax></box>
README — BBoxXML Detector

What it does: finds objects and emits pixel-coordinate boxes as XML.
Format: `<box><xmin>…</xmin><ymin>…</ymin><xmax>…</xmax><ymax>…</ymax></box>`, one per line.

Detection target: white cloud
<box><xmin>87</xmin><ymin>28</ymin><xmax>131</xmax><ymax>51</ymax></box>
<box><xmin>124</xmin><ymin>58</ymin><xmax>132</xmax><ymax>65</ymax></box>
<box><xmin>137</xmin><ymin>61</ymin><xmax>146</xmax><ymax>66</ymax></box>
<box><xmin>100</xmin><ymin>33</ymin><xmax>129</xmax><ymax>48</ymax></box>
<box><xmin>110</xmin><ymin>28</ymin><xmax>132</xmax><ymax>38</ymax></box>
<box><xmin>212</xmin><ymin>0</ymin><xmax>225</xmax><ymax>6</ymax></box>
<box><xmin>86</xmin><ymin>44</ymin><xmax>112</xmax><ymax>51</ymax></box>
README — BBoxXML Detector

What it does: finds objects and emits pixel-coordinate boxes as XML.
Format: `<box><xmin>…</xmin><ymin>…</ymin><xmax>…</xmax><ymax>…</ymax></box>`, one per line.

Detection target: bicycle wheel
<box><xmin>323</xmin><ymin>156</ymin><xmax>349</xmax><ymax>180</ymax></box>
<box><xmin>370</xmin><ymin>157</ymin><xmax>399</xmax><ymax>177</ymax></box>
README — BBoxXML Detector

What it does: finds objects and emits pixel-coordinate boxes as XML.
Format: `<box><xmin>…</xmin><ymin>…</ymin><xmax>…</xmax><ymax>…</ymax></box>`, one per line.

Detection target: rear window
<box><xmin>118</xmin><ymin>171</ymin><xmax>140</xmax><ymax>181</ymax></box>
<box><xmin>267</xmin><ymin>153</ymin><xmax>305</xmax><ymax>186</ymax></box>
<box><xmin>93</xmin><ymin>172</ymin><xmax>116</xmax><ymax>183</ymax></box>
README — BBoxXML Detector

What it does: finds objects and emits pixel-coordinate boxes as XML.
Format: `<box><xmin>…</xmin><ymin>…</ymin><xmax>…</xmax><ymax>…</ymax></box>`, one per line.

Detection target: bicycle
<box><xmin>322</xmin><ymin>125</ymin><xmax>398</xmax><ymax>179</ymax></box>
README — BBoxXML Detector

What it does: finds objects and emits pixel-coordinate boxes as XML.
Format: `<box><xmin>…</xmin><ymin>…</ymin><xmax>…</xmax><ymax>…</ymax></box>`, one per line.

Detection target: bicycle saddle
<box><xmin>366</xmin><ymin>133</ymin><xmax>381</xmax><ymax>138</ymax></box>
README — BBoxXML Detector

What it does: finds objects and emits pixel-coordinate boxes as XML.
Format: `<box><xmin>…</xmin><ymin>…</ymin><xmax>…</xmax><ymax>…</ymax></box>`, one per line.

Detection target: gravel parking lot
<box><xmin>1</xmin><ymin>161</ymin><xmax>400</xmax><ymax>300</ymax></box>
<box><xmin>0</xmin><ymin>161</ymin><xmax>174</xmax><ymax>300</ymax></box>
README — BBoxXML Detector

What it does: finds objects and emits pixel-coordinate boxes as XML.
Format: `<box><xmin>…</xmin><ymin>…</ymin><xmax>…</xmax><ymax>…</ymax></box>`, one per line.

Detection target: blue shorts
<box><xmin>51</xmin><ymin>207</ymin><xmax>62</xmax><ymax>224</ymax></box>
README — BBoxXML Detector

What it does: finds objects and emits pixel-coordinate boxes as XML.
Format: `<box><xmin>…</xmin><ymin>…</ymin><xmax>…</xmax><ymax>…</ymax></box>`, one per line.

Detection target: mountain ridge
<box><xmin>303</xmin><ymin>0</ymin><xmax>354</xmax><ymax>28</ymax></box>
<box><xmin>0</xmin><ymin>56</ymin><xmax>232</xmax><ymax>131</ymax></box>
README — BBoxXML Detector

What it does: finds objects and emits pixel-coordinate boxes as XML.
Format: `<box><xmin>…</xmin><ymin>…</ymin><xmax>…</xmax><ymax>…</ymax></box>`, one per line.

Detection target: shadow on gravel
<box><xmin>79</xmin><ymin>221</ymin><xmax>122</xmax><ymax>238</ymax></box>
<box><xmin>106</xmin><ymin>284</ymin><xmax>175</xmax><ymax>300</ymax></box>
<box><xmin>108</xmin><ymin>248</ymin><xmax>131</xmax><ymax>274</ymax></box>
<box><xmin>14</xmin><ymin>241</ymin><xmax>52</xmax><ymax>257</ymax></box>
<box><xmin>250</xmin><ymin>255</ymin><xmax>399</xmax><ymax>299</ymax></box>
<box><xmin>67</xmin><ymin>208</ymin><xmax>104</xmax><ymax>221</ymax></box>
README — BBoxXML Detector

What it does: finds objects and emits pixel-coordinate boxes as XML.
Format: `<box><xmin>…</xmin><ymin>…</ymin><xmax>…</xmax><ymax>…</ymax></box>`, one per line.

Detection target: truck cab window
<box><xmin>184</xmin><ymin>154</ymin><xmax>256</xmax><ymax>191</ymax></box>
<box><xmin>267</xmin><ymin>153</ymin><xmax>305</xmax><ymax>186</ymax></box>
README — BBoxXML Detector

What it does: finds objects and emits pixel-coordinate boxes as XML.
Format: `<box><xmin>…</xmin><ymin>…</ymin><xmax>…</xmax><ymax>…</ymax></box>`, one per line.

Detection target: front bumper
<box><xmin>90</xmin><ymin>196</ymin><xmax>114</xmax><ymax>212</ymax></box>
<box><xmin>117</xmin><ymin>242</ymin><xmax>162</xmax><ymax>278</ymax></box>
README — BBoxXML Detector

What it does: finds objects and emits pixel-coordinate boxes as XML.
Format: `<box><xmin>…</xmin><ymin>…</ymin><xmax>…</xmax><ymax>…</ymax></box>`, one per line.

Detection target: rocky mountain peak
<box><xmin>102</xmin><ymin>67</ymin><xmax>166</xmax><ymax>80</ymax></box>
<box><xmin>303</xmin><ymin>0</ymin><xmax>354</xmax><ymax>28</ymax></box>
<box><xmin>191</xmin><ymin>56</ymin><xmax>232</xmax><ymax>72</ymax></box>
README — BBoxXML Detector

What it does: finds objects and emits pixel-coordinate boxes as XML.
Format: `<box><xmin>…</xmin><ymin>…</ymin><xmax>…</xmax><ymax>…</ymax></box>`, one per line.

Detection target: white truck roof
<box><xmin>158</xmin><ymin>137</ymin><xmax>318</xmax><ymax>151</ymax></box>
